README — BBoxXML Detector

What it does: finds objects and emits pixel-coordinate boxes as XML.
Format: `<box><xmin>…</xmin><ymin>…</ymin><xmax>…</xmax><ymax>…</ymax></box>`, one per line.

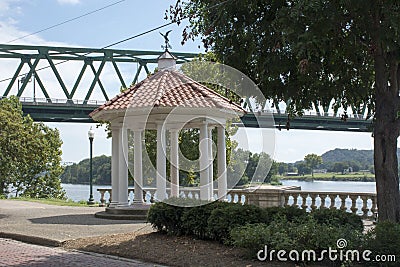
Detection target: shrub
<box><xmin>364</xmin><ymin>221</ymin><xmax>400</xmax><ymax>266</ymax></box>
<box><xmin>147</xmin><ymin>201</ymin><xmax>185</xmax><ymax>235</ymax></box>
<box><xmin>147</xmin><ymin>198</ymin><xmax>208</xmax><ymax>235</ymax></box>
<box><xmin>207</xmin><ymin>203</ymin><xmax>268</xmax><ymax>243</ymax></box>
<box><xmin>231</xmin><ymin>216</ymin><xmax>363</xmax><ymax>264</ymax></box>
<box><xmin>265</xmin><ymin>205</ymin><xmax>308</xmax><ymax>223</ymax></box>
<box><xmin>181</xmin><ymin>201</ymin><xmax>231</xmax><ymax>239</ymax></box>
<box><xmin>311</xmin><ymin>208</ymin><xmax>364</xmax><ymax>232</ymax></box>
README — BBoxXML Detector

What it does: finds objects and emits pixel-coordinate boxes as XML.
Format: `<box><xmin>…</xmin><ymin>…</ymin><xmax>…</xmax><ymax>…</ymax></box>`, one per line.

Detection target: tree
<box><xmin>61</xmin><ymin>155</ymin><xmax>111</xmax><ymax>185</ymax></box>
<box><xmin>332</xmin><ymin>162</ymin><xmax>348</xmax><ymax>174</ymax></box>
<box><xmin>0</xmin><ymin>97</ymin><xmax>65</xmax><ymax>199</ymax></box>
<box><xmin>304</xmin><ymin>154</ymin><xmax>323</xmax><ymax>177</ymax></box>
<box><xmin>245</xmin><ymin>152</ymin><xmax>275</xmax><ymax>183</ymax></box>
<box><xmin>169</xmin><ymin>0</ymin><xmax>400</xmax><ymax>222</ymax></box>
<box><xmin>277</xmin><ymin>162</ymin><xmax>288</xmax><ymax>176</ymax></box>
<box><xmin>296</xmin><ymin>162</ymin><xmax>311</xmax><ymax>176</ymax></box>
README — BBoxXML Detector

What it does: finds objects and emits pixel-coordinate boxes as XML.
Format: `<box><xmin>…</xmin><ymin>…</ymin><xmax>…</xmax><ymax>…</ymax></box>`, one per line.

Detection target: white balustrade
<box><xmin>97</xmin><ymin>188</ymin><xmax>377</xmax><ymax>218</ymax></box>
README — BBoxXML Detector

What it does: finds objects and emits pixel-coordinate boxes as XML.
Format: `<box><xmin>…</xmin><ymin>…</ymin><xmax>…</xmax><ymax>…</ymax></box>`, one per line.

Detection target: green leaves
<box><xmin>0</xmin><ymin>97</ymin><xmax>65</xmax><ymax>199</ymax></box>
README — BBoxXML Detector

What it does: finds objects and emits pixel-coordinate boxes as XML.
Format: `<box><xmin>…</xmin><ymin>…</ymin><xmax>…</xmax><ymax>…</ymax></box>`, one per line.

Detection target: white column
<box><xmin>208</xmin><ymin>128</ymin><xmax>214</xmax><ymax>200</ymax></box>
<box><xmin>133</xmin><ymin>129</ymin><xmax>144</xmax><ymax>203</ymax></box>
<box><xmin>199</xmin><ymin>123</ymin><xmax>210</xmax><ymax>200</ymax></box>
<box><xmin>118</xmin><ymin>127</ymin><xmax>129</xmax><ymax>206</ymax></box>
<box><xmin>217</xmin><ymin>126</ymin><xmax>227</xmax><ymax>200</ymax></box>
<box><xmin>109</xmin><ymin>127</ymin><xmax>120</xmax><ymax>207</ymax></box>
<box><xmin>156</xmin><ymin>124</ymin><xmax>167</xmax><ymax>201</ymax></box>
<box><xmin>170</xmin><ymin>129</ymin><xmax>179</xmax><ymax>198</ymax></box>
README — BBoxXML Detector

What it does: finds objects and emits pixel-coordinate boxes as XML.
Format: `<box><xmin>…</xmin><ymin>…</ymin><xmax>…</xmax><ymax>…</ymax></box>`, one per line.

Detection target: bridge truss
<box><xmin>0</xmin><ymin>44</ymin><xmax>373</xmax><ymax>132</ymax></box>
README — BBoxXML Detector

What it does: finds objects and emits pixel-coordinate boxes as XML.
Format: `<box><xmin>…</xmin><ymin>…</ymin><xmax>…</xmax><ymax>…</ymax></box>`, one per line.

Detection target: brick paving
<box><xmin>0</xmin><ymin>238</ymin><xmax>157</xmax><ymax>267</ymax></box>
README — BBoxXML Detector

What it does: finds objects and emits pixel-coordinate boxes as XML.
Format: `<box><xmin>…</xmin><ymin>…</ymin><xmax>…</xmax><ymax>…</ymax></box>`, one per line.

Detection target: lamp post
<box><xmin>87</xmin><ymin>127</ymin><xmax>95</xmax><ymax>205</ymax></box>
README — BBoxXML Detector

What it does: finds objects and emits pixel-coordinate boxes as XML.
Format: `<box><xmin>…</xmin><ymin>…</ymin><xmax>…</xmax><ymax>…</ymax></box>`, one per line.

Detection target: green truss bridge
<box><xmin>0</xmin><ymin>44</ymin><xmax>373</xmax><ymax>132</ymax></box>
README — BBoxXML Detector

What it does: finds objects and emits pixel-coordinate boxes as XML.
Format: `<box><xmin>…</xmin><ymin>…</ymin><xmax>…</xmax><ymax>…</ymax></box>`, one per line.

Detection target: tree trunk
<box><xmin>374</xmin><ymin>114</ymin><xmax>400</xmax><ymax>222</ymax></box>
<box><xmin>373</xmin><ymin>46</ymin><xmax>400</xmax><ymax>222</ymax></box>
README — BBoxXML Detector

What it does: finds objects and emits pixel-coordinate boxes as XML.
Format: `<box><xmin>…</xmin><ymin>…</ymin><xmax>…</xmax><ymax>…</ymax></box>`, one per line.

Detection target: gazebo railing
<box><xmin>97</xmin><ymin>187</ymin><xmax>247</xmax><ymax>207</ymax></box>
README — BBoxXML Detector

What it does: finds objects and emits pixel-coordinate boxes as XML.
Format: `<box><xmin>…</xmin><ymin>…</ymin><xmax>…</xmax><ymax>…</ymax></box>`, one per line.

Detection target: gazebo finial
<box><xmin>160</xmin><ymin>30</ymin><xmax>172</xmax><ymax>51</ymax></box>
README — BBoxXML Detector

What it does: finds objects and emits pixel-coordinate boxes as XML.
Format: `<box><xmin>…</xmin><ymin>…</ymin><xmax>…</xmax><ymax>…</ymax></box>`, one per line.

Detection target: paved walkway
<box><xmin>0</xmin><ymin>238</ymin><xmax>158</xmax><ymax>267</ymax></box>
<box><xmin>0</xmin><ymin>200</ymin><xmax>160</xmax><ymax>266</ymax></box>
<box><xmin>0</xmin><ymin>200</ymin><xmax>152</xmax><ymax>244</ymax></box>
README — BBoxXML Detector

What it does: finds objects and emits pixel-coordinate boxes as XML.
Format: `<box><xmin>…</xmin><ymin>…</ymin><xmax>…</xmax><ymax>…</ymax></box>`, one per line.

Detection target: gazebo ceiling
<box><xmin>90</xmin><ymin>67</ymin><xmax>245</xmax><ymax>123</ymax></box>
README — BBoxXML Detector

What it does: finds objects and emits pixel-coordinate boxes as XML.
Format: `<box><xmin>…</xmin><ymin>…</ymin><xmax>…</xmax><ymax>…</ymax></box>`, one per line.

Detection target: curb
<box><xmin>0</xmin><ymin>232</ymin><xmax>63</xmax><ymax>247</ymax></box>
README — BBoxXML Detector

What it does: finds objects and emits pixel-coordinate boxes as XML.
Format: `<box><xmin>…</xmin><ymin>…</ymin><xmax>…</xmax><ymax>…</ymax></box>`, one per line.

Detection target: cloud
<box><xmin>57</xmin><ymin>0</ymin><xmax>80</xmax><ymax>5</ymax></box>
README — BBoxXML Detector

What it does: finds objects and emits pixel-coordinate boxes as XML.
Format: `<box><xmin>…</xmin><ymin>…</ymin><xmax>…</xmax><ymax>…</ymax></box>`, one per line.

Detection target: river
<box><xmin>62</xmin><ymin>180</ymin><xmax>377</xmax><ymax>202</ymax></box>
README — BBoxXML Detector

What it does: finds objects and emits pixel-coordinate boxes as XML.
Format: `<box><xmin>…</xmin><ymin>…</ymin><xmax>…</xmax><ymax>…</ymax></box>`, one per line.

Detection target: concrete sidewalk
<box><xmin>0</xmin><ymin>199</ymin><xmax>152</xmax><ymax>246</ymax></box>
<box><xmin>0</xmin><ymin>199</ymin><xmax>162</xmax><ymax>266</ymax></box>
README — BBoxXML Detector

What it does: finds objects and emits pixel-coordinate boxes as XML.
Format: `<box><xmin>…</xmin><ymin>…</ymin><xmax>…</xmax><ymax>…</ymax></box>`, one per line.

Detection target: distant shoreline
<box><xmin>280</xmin><ymin>176</ymin><xmax>375</xmax><ymax>182</ymax></box>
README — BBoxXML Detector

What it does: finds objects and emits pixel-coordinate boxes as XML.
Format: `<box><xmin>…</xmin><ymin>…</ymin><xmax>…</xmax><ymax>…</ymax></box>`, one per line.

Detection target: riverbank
<box><xmin>280</xmin><ymin>172</ymin><xmax>375</xmax><ymax>182</ymax></box>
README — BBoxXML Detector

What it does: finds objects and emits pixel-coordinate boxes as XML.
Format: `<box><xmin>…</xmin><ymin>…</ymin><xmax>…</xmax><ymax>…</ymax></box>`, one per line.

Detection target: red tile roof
<box><xmin>90</xmin><ymin>69</ymin><xmax>245</xmax><ymax>118</ymax></box>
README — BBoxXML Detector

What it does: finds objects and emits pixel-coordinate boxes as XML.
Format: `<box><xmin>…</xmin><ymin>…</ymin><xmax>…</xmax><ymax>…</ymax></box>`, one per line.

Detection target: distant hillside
<box><xmin>321</xmin><ymin>148</ymin><xmax>400</xmax><ymax>166</ymax></box>
<box><xmin>321</xmin><ymin>149</ymin><xmax>374</xmax><ymax>166</ymax></box>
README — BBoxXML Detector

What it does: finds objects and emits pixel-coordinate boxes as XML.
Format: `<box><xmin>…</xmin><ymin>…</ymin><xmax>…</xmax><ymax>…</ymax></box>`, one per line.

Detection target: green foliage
<box><xmin>304</xmin><ymin>153</ymin><xmax>323</xmax><ymax>177</ymax></box>
<box><xmin>61</xmin><ymin>155</ymin><xmax>111</xmax><ymax>185</ymax></box>
<box><xmin>180</xmin><ymin>201</ymin><xmax>231</xmax><ymax>238</ymax></box>
<box><xmin>169</xmin><ymin>0</ymin><xmax>400</xmax><ymax>222</ymax></box>
<box><xmin>0</xmin><ymin>97</ymin><xmax>65</xmax><ymax>199</ymax></box>
<box><xmin>311</xmin><ymin>208</ymin><xmax>364</xmax><ymax>232</ymax></box>
<box><xmin>231</xmin><ymin>216</ymin><xmax>363</xmax><ymax>262</ymax></box>
<box><xmin>364</xmin><ymin>221</ymin><xmax>400</xmax><ymax>266</ymax></box>
<box><xmin>207</xmin><ymin>203</ymin><xmax>268</xmax><ymax>243</ymax></box>
<box><xmin>265</xmin><ymin>205</ymin><xmax>308</xmax><ymax>223</ymax></box>
<box><xmin>147</xmin><ymin>199</ymin><xmax>188</xmax><ymax>235</ymax></box>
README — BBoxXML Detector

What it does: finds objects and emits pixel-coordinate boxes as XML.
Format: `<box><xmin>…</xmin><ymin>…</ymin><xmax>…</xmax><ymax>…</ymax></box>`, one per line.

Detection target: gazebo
<box><xmin>90</xmin><ymin>50</ymin><xmax>245</xmax><ymax>218</ymax></box>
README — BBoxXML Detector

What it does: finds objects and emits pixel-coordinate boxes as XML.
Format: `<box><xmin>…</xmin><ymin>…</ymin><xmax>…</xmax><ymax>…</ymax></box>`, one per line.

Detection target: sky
<box><xmin>0</xmin><ymin>0</ymin><xmax>375</xmax><ymax>164</ymax></box>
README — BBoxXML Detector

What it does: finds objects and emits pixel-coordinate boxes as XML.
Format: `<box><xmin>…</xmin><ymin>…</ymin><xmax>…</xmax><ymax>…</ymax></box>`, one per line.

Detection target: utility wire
<box><xmin>6</xmin><ymin>0</ymin><xmax>125</xmax><ymax>44</ymax></box>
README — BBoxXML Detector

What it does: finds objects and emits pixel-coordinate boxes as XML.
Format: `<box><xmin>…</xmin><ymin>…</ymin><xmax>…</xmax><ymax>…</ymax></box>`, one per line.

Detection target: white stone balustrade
<box><xmin>97</xmin><ymin>186</ymin><xmax>377</xmax><ymax>219</ymax></box>
<box><xmin>282</xmin><ymin>190</ymin><xmax>377</xmax><ymax>218</ymax></box>
<box><xmin>97</xmin><ymin>187</ymin><xmax>247</xmax><ymax>206</ymax></box>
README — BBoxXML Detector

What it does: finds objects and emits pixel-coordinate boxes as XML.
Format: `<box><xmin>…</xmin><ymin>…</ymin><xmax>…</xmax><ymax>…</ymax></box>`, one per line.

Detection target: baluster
<box><xmin>240</xmin><ymin>194</ymin><xmax>245</xmax><ymax>205</ymax></box>
<box><xmin>310</xmin><ymin>193</ymin><xmax>318</xmax><ymax>210</ymax></box>
<box><xmin>354</xmin><ymin>196</ymin><xmax>362</xmax><ymax>215</ymax></box>
<box><xmin>300</xmin><ymin>194</ymin><xmax>307</xmax><ymax>210</ymax></box>
<box><xmin>296</xmin><ymin>194</ymin><xmax>302</xmax><ymax>208</ymax></box>
<box><xmin>334</xmin><ymin>195</ymin><xmax>342</xmax><ymax>210</ymax></box>
<box><xmin>360</xmin><ymin>196</ymin><xmax>368</xmax><ymax>217</ymax></box>
<box><xmin>373</xmin><ymin>195</ymin><xmax>378</xmax><ymax>220</ymax></box>
<box><xmin>338</xmin><ymin>194</ymin><xmax>347</xmax><ymax>211</ymax></box>
<box><xmin>345</xmin><ymin>195</ymin><xmax>353</xmax><ymax>213</ymax></box>
<box><xmin>315</xmin><ymin>195</ymin><xmax>322</xmax><ymax>209</ymax></box>
<box><xmin>304</xmin><ymin>194</ymin><xmax>312</xmax><ymax>212</ymax></box>
<box><xmin>366</xmin><ymin>198</ymin><xmax>373</xmax><ymax>217</ymax></box>
<box><xmin>233</xmin><ymin>193</ymin><xmax>238</xmax><ymax>203</ymax></box>
<box><xmin>286</xmin><ymin>194</ymin><xmax>293</xmax><ymax>206</ymax></box>
<box><xmin>351</xmin><ymin>196</ymin><xmax>358</xmax><ymax>213</ymax></box>
<box><xmin>98</xmin><ymin>190</ymin><xmax>106</xmax><ymax>207</ymax></box>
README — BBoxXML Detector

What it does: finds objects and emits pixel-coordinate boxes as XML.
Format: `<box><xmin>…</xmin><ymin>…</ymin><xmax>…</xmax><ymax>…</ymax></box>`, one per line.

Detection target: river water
<box><xmin>62</xmin><ymin>180</ymin><xmax>377</xmax><ymax>202</ymax></box>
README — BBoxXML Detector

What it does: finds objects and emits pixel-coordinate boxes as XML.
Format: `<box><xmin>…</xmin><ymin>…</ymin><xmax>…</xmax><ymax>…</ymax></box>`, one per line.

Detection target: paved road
<box><xmin>0</xmin><ymin>238</ymin><xmax>157</xmax><ymax>267</ymax></box>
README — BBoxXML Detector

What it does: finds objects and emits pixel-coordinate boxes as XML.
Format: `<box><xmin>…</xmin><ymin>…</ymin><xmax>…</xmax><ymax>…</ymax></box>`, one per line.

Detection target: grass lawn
<box><xmin>8</xmin><ymin>197</ymin><xmax>97</xmax><ymax>207</ymax></box>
